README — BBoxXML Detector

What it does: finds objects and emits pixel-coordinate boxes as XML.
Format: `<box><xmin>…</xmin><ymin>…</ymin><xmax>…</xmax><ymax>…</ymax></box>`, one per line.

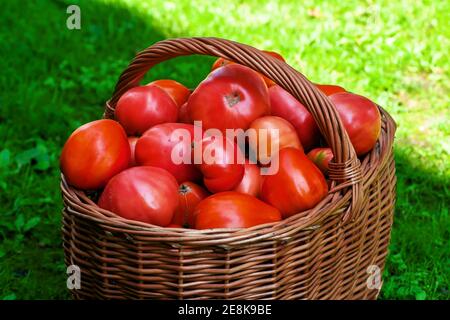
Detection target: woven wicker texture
<box><xmin>61</xmin><ymin>37</ymin><xmax>397</xmax><ymax>299</ymax></box>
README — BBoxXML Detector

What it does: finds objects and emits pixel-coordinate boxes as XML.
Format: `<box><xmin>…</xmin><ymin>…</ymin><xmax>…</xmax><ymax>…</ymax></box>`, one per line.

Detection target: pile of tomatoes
<box><xmin>60</xmin><ymin>50</ymin><xmax>381</xmax><ymax>230</ymax></box>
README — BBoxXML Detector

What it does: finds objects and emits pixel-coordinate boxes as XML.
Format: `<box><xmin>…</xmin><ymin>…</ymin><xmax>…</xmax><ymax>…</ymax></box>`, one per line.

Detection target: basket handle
<box><xmin>105</xmin><ymin>37</ymin><xmax>364</xmax><ymax>220</ymax></box>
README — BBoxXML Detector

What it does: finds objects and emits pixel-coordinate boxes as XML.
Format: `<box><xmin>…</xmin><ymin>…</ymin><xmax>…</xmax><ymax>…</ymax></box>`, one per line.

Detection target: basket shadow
<box><xmin>379</xmin><ymin>147</ymin><xmax>449</xmax><ymax>299</ymax></box>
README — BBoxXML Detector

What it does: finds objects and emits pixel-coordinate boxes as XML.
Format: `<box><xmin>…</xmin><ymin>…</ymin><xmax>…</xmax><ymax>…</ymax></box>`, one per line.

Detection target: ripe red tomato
<box><xmin>211</xmin><ymin>50</ymin><xmax>284</xmax><ymax>87</ymax></box>
<box><xmin>115</xmin><ymin>85</ymin><xmax>178</xmax><ymax>135</ymax></box>
<box><xmin>193</xmin><ymin>192</ymin><xmax>282</xmax><ymax>229</ymax></box>
<box><xmin>315</xmin><ymin>84</ymin><xmax>346</xmax><ymax>96</ymax></box>
<box><xmin>248</xmin><ymin>116</ymin><xmax>303</xmax><ymax>164</ymax></box>
<box><xmin>196</xmin><ymin>136</ymin><xmax>245</xmax><ymax>193</ymax></box>
<box><xmin>261</xmin><ymin>147</ymin><xmax>328</xmax><ymax>218</ymax></box>
<box><xmin>135</xmin><ymin>123</ymin><xmax>202</xmax><ymax>183</ymax></box>
<box><xmin>307</xmin><ymin>147</ymin><xmax>333</xmax><ymax>175</ymax></box>
<box><xmin>60</xmin><ymin>119</ymin><xmax>130</xmax><ymax>190</ymax></box>
<box><xmin>233</xmin><ymin>160</ymin><xmax>262</xmax><ymax>197</ymax></box>
<box><xmin>269</xmin><ymin>85</ymin><xmax>321</xmax><ymax>150</ymax></box>
<box><xmin>147</xmin><ymin>79</ymin><xmax>190</xmax><ymax>107</ymax></box>
<box><xmin>178</xmin><ymin>102</ymin><xmax>191</xmax><ymax>123</ymax></box>
<box><xmin>171</xmin><ymin>182</ymin><xmax>210</xmax><ymax>228</ymax></box>
<box><xmin>329</xmin><ymin>92</ymin><xmax>381</xmax><ymax>156</ymax></box>
<box><xmin>188</xmin><ymin>64</ymin><xmax>270</xmax><ymax>133</ymax></box>
<box><xmin>98</xmin><ymin>166</ymin><xmax>179</xmax><ymax>226</ymax></box>
<box><xmin>127</xmin><ymin>136</ymin><xmax>138</xmax><ymax>167</ymax></box>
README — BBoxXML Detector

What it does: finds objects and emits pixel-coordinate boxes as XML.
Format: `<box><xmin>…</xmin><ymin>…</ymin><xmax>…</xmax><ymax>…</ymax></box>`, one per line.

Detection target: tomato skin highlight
<box><xmin>261</xmin><ymin>147</ymin><xmax>328</xmax><ymax>218</ymax></box>
<box><xmin>135</xmin><ymin>123</ymin><xmax>202</xmax><ymax>184</ymax></box>
<box><xmin>193</xmin><ymin>192</ymin><xmax>282</xmax><ymax>229</ymax></box>
<box><xmin>249</xmin><ymin>116</ymin><xmax>303</xmax><ymax>164</ymax></box>
<box><xmin>329</xmin><ymin>92</ymin><xmax>381</xmax><ymax>156</ymax></box>
<box><xmin>307</xmin><ymin>147</ymin><xmax>333</xmax><ymax>175</ymax></box>
<box><xmin>148</xmin><ymin>79</ymin><xmax>190</xmax><ymax>107</ymax></box>
<box><xmin>269</xmin><ymin>85</ymin><xmax>321</xmax><ymax>150</ymax></box>
<box><xmin>60</xmin><ymin>119</ymin><xmax>130</xmax><ymax>190</ymax></box>
<box><xmin>188</xmin><ymin>64</ymin><xmax>270</xmax><ymax>134</ymax></box>
<box><xmin>127</xmin><ymin>136</ymin><xmax>139</xmax><ymax>167</ymax></box>
<box><xmin>98</xmin><ymin>166</ymin><xmax>179</xmax><ymax>227</ymax></box>
<box><xmin>115</xmin><ymin>85</ymin><xmax>178</xmax><ymax>135</ymax></box>
<box><xmin>171</xmin><ymin>182</ymin><xmax>210</xmax><ymax>228</ymax></box>
<box><xmin>315</xmin><ymin>83</ymin><xmax>346</xmax><ymax>96</ymax></box>
<box><xmin>196</xmin><ymin>136</ymin><xmax>245</xmax><ymax>193</ymax></box>
<box><xmin>233</xmin><ymin>160</ymin><xmax>262</xmax><ymax>197</ymax></box>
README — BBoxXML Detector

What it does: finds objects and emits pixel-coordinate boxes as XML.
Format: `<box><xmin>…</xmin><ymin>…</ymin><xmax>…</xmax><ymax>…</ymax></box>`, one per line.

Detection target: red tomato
<box><xmin>248</xmin><ymin>116</ymin><xmax>303</xmax><ymax>164</ymax></box>
<box><xmin>261</xmin><ymin>147</ymin><xmax>328</xmax><ymax>218</ymax></box>
<box><xmin>178</xmin><ymin>102</ymin><xmax>191</xmax><ymax>123</ymax></box>
<box><xmin>135</xmin><ymin>123</ymin><xmax>202</xmax><ymax>183</ymax></box>
<box><xmin>315</xmin><ymin>84</ymin><xmax>346</xmax><ymax>96</ymax></box>
<box><xmin>269</xmin><ymin>85</ymin><xmax>321</xmax><ymax>150</ymax></box>
<box><xmin>307</xmin><ymin>147</ymin><xmax>333</xmax><ymax>175</ymax></box>
<box><xmin>127</xmin><ymin>136</ymin><xmax>138</xmax><ymax>167</ymax></box>
<box><xmin>98</xmin><ymin>166</ymin><xmax>179</xmax><ymax>226</ymax></box>
<box><xmin>211</xmin><ymin>50</ymin><xmax>285</xmax><ymax>87</ymax></box>
<box><xmin>193</xmin><ymin>192</ymin><xmax>282</xmax><ymax>229</ymax></box>
<box><xmin>329</xmin><ymin>92</ymin><xmax>381</xmax><ymax>156</ymax></box>
<box><xmin>171</xmin><ymin>182</ymin><xmax>210</xmax><ymax>228</ymax></box>
<box><xmin>233</xmin><ymin>160</ymin><xmax>262</xmax><ymax>197</ymax></box>
<box><xmin>188</xmin><ymin>64</ymin><xmax>270</xmax><ymax>133</ymax></box>
<box><xmin>115</xmin><ymin>85</ymin><xmax>178</xmax><ymax>135</ymax></box>
<box><xmin>147</xmin><ymin>79</ymin><xmax>190</xmax><ymax>107</ymax></box>
<box><xmin>60</xmin><ymin>119</ymin><xmax>130</xmax><ymax>190</ymax></box>
<box><xmin>167</xmin><ymin>223</ymin><xmax>183</xmax><ymax>228</ymax></box>
<box><xmin>196</xmin><ymin>136</ymin><xmax>245</xmax><ymax>193</ymax></box>
<box><xmin>211</xmin><ymin>58</ymin><xmax>235</xmax><ymax>71</ymax></box>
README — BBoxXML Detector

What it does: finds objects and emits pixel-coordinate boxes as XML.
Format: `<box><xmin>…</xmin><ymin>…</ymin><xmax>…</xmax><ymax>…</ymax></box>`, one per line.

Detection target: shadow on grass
<box><xmin>380</xmin><ymin>147</ymin><xmax>449</xmax><ymax>299</ymax></box>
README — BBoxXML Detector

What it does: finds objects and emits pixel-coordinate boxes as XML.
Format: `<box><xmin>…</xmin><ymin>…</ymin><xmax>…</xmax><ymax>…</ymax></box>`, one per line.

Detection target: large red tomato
<box><xmin>193</xmin><ymin>192</ymin><xmax>282</xmax><ymax>229</ymax></box>
<box><xmin>329</xmin><ymin>92</ymin><xmax>381</xmax><ymax>156</ymax></box>
<box><xmin>315</xmin><ymin>84</ymin><xmax>346</xmax><ymax>96</ymax></box>
<box><xmin>261</xmin><ymin>147</ymin><xmax>328</xmax><ymax>218</ymax></box>
<box><xmin>307</xmin><ymin>147</ymin><xmax>333</xmax><ymax>175</ymax></box>
<box><xmin>147</xmin><ymin>79</ymin><xmax>190</xmax><ymax>107</ymax></box>
<box><xmin>269</xmin><ymin>85</ymin><xmax>321</xmax><ymax>150</ymax></box>
<box><xmin>127</xmin><ymin>136</ymin><xmax>138</xmax><ymax>167</ymax></box>
<box><xmin>98</xmin><ymin>166</ymin><xmax>179</xmax><ymax>226</ymax></box>
<box><xmin>115</xmin><ymin>85</ymin><xmax>178</xmax><ymax>135</ymax></box>
<box><xmin>135</xmin><ymin>123</ymin><xmax>202</xmax><ymax>183</ymax></box>
<box><xmin>211</xmin><ymin>50</ymin><xmax>285</xmax><ymax>87</ymax></box>
<box><xmin>171</xmin><ymin>182</ymin><xmax>210</xmax><ymax>228</ymax></box>
<box><xmin>196</xmin><ymin>136</ymin><xmax>245</xmax><ymax>193</ymax></box>
<box><xmin>248</xmin><ymin>116</ymin><xmax>303</xmax><ymax>164</ymax></box>
<box><xmin>60</xmin><ymin>119</ymin><xmax>130</xmax><ymax>190</ymax></box>
<box><xmin>187</xmin><ymin>64</ymin><xmax>270</xmax><ymax>133</ymax></box>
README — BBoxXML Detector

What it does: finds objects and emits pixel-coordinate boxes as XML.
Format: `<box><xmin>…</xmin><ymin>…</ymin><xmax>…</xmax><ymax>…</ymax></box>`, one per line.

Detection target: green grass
<box><xmin>0</xmin><ymin>0</ymin><xmax>448</xmax><ymax>300</ymax></box>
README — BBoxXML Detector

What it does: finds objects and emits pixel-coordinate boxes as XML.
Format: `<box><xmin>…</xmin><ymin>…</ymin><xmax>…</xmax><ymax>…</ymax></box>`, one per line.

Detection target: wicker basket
<box><xmin>61</xmin><ymin>37</ymin><xmax>397</xmax><ymax>300</ymax></box>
